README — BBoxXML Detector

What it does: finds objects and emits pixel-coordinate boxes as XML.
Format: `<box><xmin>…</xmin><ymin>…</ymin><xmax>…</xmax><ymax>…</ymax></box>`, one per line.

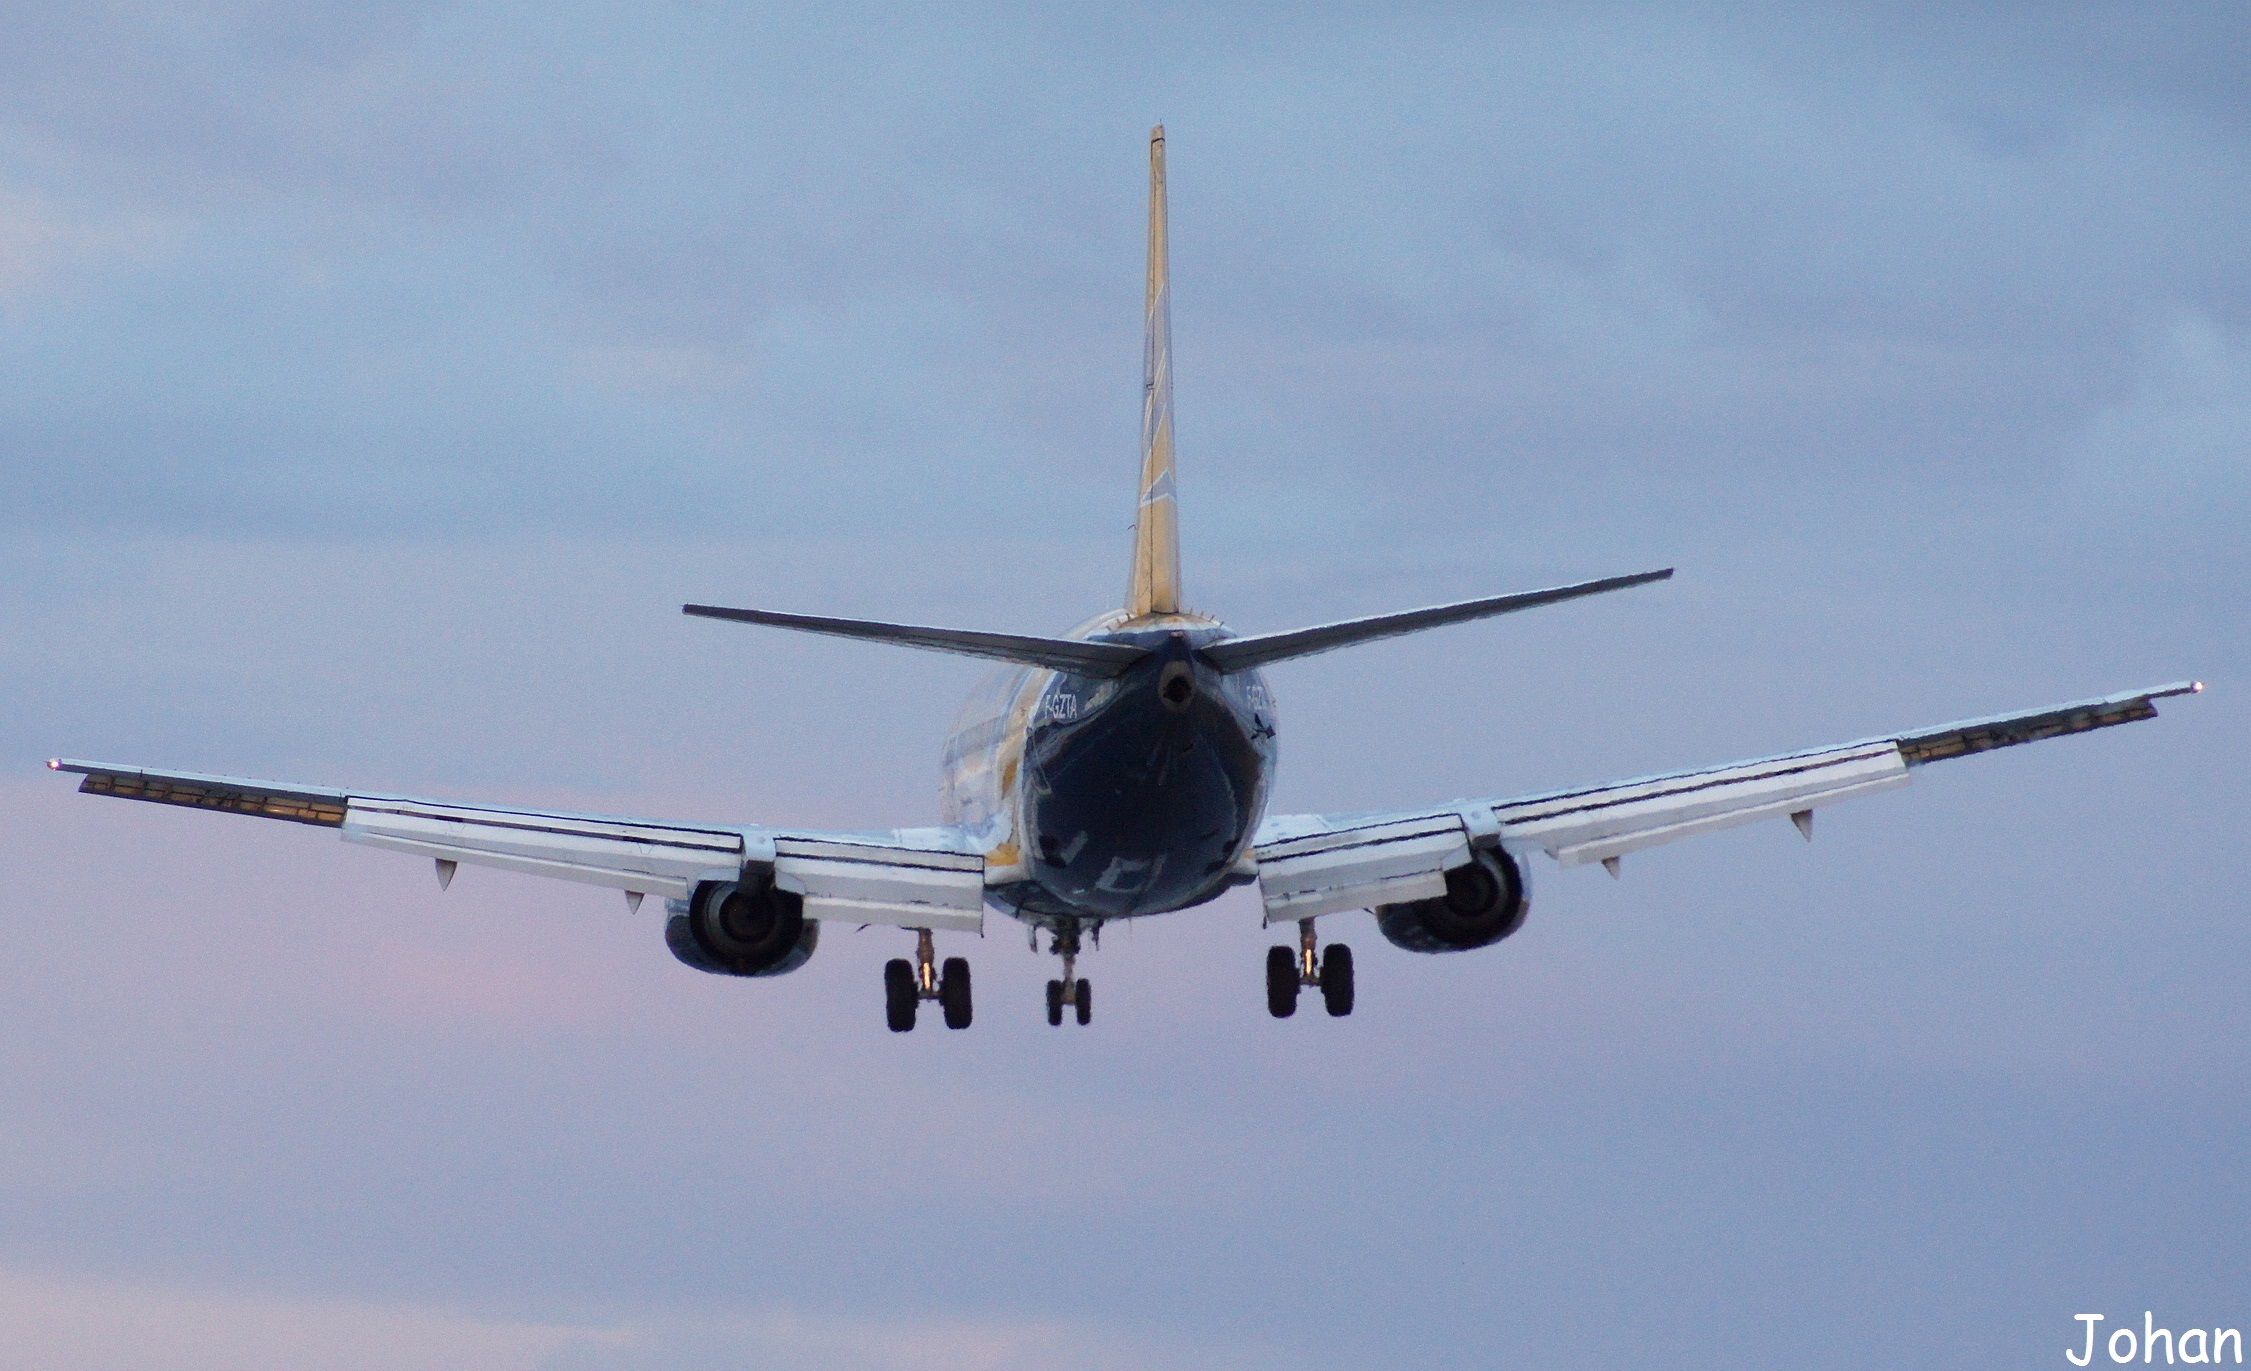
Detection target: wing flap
<box><xmin>1545</xmin><ymin>771</ymin><xmax>1908</xmax><ymax>868</ymax></box>
<box><xmin>1500</xmin><ymin>743</ymin><xmax>1909</xmax><ymax>862</ymax></box>
<box><xmin>1252</xmin><ymin>679</ymin><xmax>2199</xmax><ymax>898</ymax></box>
<box><xmin>1254</xmin><ymin>813</ymin><xmax>1469</xmax><ymax>924</ymax></box>
<box><xmin>773</xmin><ymin>837</ymin><xmax>986</xmax><ymax>933</ymax></box>
<box><xmin>345</xmin><ymin>830</ymin><xmax>711</xmax><ymax>899</ymax></box>
<box><xmin>343</xmin><ymin>797</ymin><xmax>745</xmax><ymax>899</ymax></box>
<box><xmin>53</xmin><ymin>759</ymin><xmax>987</xmax><ymax>932</ymax></box>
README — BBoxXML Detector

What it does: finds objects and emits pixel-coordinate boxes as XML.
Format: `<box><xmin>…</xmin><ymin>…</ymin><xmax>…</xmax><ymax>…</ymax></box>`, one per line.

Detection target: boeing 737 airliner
<box><xmin>52</xmin><ymin>129</ymin><xmax>2200</xmax><ymax>1030</ymax></box>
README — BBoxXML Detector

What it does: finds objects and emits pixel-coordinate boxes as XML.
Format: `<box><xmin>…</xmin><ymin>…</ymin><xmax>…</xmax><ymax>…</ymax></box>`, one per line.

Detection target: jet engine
<box><xmin>666</xmin><ymin>875</ymin><xmax>818</xmax><ymax>977</ymax></box>
<box><xmin>1375</xmin><ymin>846</ymin><xmax>1531</xmax><ymax>953</ymax></box>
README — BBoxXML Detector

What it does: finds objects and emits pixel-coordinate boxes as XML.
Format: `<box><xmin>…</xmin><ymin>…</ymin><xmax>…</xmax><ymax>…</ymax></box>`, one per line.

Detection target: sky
<box><xmin>1</xmin><ymin>3</ymin><xmax>2245</xmax><ymax>1368</ymax></box>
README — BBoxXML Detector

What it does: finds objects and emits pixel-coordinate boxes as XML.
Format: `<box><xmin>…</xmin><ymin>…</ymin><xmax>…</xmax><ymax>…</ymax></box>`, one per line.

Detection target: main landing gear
<box><xmin>1044</xmin><ymin>922</ymin><xmax>1092</xmax><ymax>1027</ymax></box>
<box><xmin>884</xmin><ymin>928</ymin><xmax>972</xmax><ymax>1032</ymax></box>
<box><xmin>1267</xmin><ymin>919</ymin><xmax>1353</xmax><ymax>1019</ymax></box>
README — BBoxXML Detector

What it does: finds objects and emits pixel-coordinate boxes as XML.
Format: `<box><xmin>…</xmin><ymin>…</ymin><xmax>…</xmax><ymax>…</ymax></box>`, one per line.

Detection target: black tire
<box><xmin>1046</xmin><ymin>978</ymin><xmax>1064</xmax><ymax>1026</ymax></box>
<box><xmin>1265</xmin><ymin>945</ymin><xmax>1299</xmax><ymax>1019</ymax></box>
<box><xmin>884</xmin><ymin>958</ymin><xmax>917</xmax><ymax>1033</ymax></box>
<box><xmin>1320</xmin><ymin>942</ymin><xmax>1355</xmax><ymax>1017</ymax></box>
<box><xmin>1074</xmin><ymin>978</ymin><xmax>1092</xmax><ymax>1026</ymax></box>
<box><xmin>940</xmin><ymin>956</ymin><xmax>972</xmax><ymax>1030</ymax></box>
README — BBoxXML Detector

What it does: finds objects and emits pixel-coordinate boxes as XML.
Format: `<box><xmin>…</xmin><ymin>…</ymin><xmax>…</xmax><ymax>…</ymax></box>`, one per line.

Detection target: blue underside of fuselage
<box><xmin>1000</xmin><ymin>639</ymin><xmax>1273</xmax><ymax>920</ymax></box>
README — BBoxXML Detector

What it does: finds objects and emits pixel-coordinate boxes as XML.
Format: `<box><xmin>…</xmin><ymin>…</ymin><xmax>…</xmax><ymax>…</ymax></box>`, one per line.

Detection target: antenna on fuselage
<box><xmin>1127</xmin><ymin>125</ymin><xmax>1182</xmax><ymax>619</ymax></box>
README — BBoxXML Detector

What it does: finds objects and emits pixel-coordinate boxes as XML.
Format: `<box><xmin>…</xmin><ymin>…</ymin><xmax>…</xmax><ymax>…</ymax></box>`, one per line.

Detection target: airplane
<box><xmin>50</xmin><ymin>127</ymin><xmax>2202</xmax><ymax>1032</ymax></box>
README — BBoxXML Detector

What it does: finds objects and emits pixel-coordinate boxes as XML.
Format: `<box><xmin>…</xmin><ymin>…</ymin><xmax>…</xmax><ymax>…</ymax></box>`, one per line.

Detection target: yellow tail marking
<box><xmin>1129</xmin><ymin>125</ymin><xmax>1182</xmax><ymax>617</ymax></box>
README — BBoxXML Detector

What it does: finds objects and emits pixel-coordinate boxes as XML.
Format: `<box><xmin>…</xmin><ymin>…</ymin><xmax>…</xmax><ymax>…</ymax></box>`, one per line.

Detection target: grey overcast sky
<box><xmin>1</xmin><ymin>4</ymin><xmax>2245</xmax><ymax>1369</ymax></box>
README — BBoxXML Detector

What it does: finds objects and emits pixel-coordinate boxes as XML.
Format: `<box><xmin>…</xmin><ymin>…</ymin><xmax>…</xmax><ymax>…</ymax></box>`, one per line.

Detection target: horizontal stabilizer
<box><xmin>683</xmin><ymin>604</ymin><xmax>1151</xmax><ymax>678</ymax></box>
<box><xmin>1198</xmin><ymin>568</ymin><xmax>1673</xmax><ymax>673</ymax></box>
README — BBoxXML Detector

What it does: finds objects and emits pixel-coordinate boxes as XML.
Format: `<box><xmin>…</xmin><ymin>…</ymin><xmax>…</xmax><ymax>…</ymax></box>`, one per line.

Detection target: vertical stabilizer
<box><xmin>1128</xmin><ymin>125</ymin><xmax>1183</xmax><ymax>617</ymax></box>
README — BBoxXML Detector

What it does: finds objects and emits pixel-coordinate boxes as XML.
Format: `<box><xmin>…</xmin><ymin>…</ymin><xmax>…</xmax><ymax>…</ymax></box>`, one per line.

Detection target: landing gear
<box><xmin>1265</xmin><ymin>945</ymin><xmax>1298</xmax><ymax>1018</ymax></box>
<box><xmin>1268</xmin><ymin>921</ymin><xmax>1353</xmax><ymax>1019</ymax></box>
<box><xmin>1043</xmin><ymin>923</ymin><xmax>1093</xmax><ymax>1026</ymax></box>
<box><xmin>1319</xmin><ymin>942</ymin><xmax>1354</xmax><ymax>1017</ymax></box>
<box><xmin>883</xmin><ymin>929</ymin><xmax>972</xmax><ymax>1032</ymax></box>
<box><xmin>940</xmin><ymin>956</ymin><xmax>973</xmax><ymax>1030</ymax></box>
<box><xmin>884</xmin><ymin>958</ymin><xmax>918</xmax><ymax>1032</ymax></box>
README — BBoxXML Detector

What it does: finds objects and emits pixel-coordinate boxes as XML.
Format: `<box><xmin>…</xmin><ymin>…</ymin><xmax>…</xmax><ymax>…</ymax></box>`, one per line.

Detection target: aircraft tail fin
<box><xmin>1127</xmin><ymin>125</ymin><xmax>1182</xmax><ymax>618</ymax></box>
<box><xmin>1198</xmin><ymin>569</ymin><xmax>1674</xmax><ymax>673</ymax></box>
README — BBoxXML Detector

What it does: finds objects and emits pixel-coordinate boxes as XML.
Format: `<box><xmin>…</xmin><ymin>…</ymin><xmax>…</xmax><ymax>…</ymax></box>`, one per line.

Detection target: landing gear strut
<box><xmin>1268</xmin><ymin>920</ymin><xmax>1352</xmax><ymax>1019</ymax></box>
<box><xmin>884</xmin><ymin>928</ymin><xmax>973</xmax><ymax>1032</ymax></box>
<box><xmin>1044</xmin><ymin>923</ymin><xmax>1092</xmax><ymax>1026</ymax></box>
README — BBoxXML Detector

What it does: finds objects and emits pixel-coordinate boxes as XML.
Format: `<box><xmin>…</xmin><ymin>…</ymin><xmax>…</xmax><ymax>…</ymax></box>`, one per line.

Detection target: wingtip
<box><xmin>1151</xmin><ymin>123</ymin><xmax>1164</xmax><ymax>142</ymax></box>
<box><xmin>46</xmin><ymin>757</ymin><xmax>59</xmax><ymax>770</ymax></box>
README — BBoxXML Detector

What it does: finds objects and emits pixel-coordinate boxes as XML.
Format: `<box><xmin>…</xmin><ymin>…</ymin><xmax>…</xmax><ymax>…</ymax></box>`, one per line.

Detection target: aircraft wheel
<box><xmin>1074</xmin><ymin>978</ymin><xmax>1092</xmax><ymax>1026</ymax></box>
<box><xmin>940</xmin><ymin>956</ymin><xmax>973</xmax><ymax>1030</ymax></box>
<box><xmin>1046</xmin><ymin>978</ymin><xmax>1064</xmax><ymax>1026</ymax></box>
<box><xmin>884</xmin><ymin>958</ymin><xmax>918</xmax><ymax>1033</ymax></box>
<box><xmin>1320</xmin><ymin>943</ymin><xmax>1355</xmax><ymax>1017</ymax></box>
<box><xmin>1265</xmin><ymin>945</ymin><xmax>1299</xmax><ymax>1019</ymax></box>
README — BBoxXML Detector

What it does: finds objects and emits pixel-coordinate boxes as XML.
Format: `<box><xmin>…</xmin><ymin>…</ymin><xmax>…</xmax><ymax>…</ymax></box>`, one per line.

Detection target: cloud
<box><xmin>1</xmin><ymin>5</ymin><xmax>2242</xmax><ymax>545</ymax></box>
<box><xmin>2064</xmin><ymin>310</ymin><xmax>2251</xmax><ymax>555</ymax></box>
<box><xmin>0</xmin><ymin>184</ymin><xmax>171</xmax><ymax>299</ymax></box>
<box><xmin>540</xmin><ymin>1308</ymin><xmax>1287</xmax><ymax>1371</ymax></box>
<box><xmin>0</xmin><ymin>1</ymin><xmax>607</xmax><ymax>213</ymax></box>
<box><xmin>0</xmin><ymin>1266</ymin><xmax>600</xmax><ymax>1371</ymax></box>
<box><xmin>0</xmin><ymin>1262</ymin><xmax>1285</xmax><ymax>1371</ymax></box>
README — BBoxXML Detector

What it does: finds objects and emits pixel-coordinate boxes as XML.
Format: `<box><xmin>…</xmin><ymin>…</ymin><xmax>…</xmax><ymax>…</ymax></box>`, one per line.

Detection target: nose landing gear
<box><xmin>884</xmin><ymin>928</ymin><xmax>974</xmax><ymax>1032</ymax></box>
<box><xmin>1267</xmin><ymin>919</ymin><xmax>1353</xmax><ymax>1018</ymax></box>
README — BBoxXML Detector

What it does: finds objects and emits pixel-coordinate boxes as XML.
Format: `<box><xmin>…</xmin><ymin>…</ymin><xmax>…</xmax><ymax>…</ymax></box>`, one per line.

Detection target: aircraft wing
<box><xmin>1251</xmin><ymin>680</ymin><xmax>2202</xmax><ymax>924</ymax></box>
<box><xmin>47</xmin><ymin>760</ymin><xmax>987</xmax><ymax>933</ymax></box>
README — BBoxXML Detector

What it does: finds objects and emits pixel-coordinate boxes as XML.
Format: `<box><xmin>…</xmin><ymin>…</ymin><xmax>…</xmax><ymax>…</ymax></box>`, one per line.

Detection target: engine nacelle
<box><xmin>666</xmin><ymin>875</ymin><xmax>818</xmax><ymax>978</ymax></box>
<box><xmin>1375</xmin><ymin>846</ymin><xmax>1531</xmax><ymax>953</ymax></box>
